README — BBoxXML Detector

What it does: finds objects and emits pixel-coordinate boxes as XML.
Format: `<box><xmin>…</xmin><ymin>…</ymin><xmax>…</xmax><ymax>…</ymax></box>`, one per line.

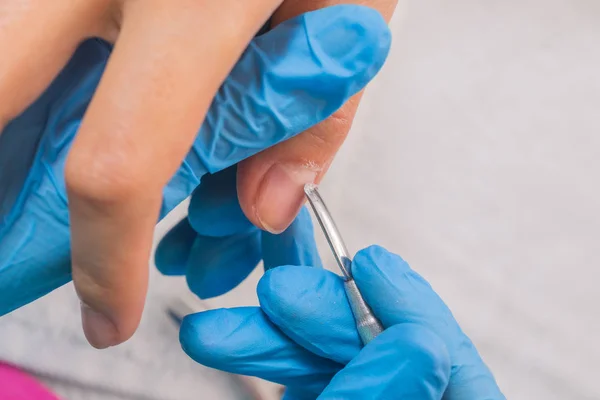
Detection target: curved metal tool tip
<box><xmin>303</xmin><ymin>183</ymin><xmax>385</xmax><ymax>344</ymax></box>
<box><xmin>304</xmin><ymin>183</ymin><xmax>318</xmax><ymax>195</ymax></box>
<box><xmin>303</xmin><ymin>183</ymin><xmax>352</xmax><ymax>279</ymax></box>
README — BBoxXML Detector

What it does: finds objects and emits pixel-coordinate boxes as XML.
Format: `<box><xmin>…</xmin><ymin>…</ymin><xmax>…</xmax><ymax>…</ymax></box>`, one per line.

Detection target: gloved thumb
<box><xmin>318</xmin><ymin>324</ymin><xmax>450</xmax><ymax>400</ymax></box>
<box><xmin>352</xmin><ymin>245</ymin><xmax>506</xmax><ymax>399</ymax></box>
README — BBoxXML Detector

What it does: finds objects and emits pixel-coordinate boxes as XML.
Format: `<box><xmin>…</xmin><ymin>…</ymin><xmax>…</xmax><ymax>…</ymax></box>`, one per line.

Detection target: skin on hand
<box><xmin>237</xmin><ymin>0</ymin><xmax>398</xmax><ymax>234</ymax></box>
<box><xmin>1</xmin><ymin>0</ymin><xmax>286</xmax><ymax>349</ymax></box>
<box><xmin>0</xmin><ymin>0</ymin><xmax>397</xmax><ymax>350</ymax></box>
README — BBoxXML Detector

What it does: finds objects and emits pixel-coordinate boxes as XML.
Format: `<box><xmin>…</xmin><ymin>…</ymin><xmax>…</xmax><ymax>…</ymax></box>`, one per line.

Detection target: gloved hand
<box><xmin>179</xmin><ymin>245</ymin><xmax>506</xmax><ymax>399</ymax></box>
<box><xmin>0</xmin><ymin>6</ymin><xmax>391</xmax><ymax>349</ymax></box>
<box><xmin>155</xmin><ymin>165</ymin><xmax>325</xmax><ymax>298</ymax></box>
<box><xmin>154</xmin><ymin>0</ymin><xmax>398</xmax><ymax>301</ymax></box>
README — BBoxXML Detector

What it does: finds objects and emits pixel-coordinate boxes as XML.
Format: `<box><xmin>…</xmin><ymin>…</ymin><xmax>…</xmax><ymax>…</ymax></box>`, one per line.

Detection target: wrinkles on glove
<box><xmin>1</xmin><ymin>5</ymin><xmax>388</xmax><ymax>315</ymax></box>
<box><xmin>166</xmin><ymin>5</ymin><xmax>391</xmax><ymax>210</ymax></box>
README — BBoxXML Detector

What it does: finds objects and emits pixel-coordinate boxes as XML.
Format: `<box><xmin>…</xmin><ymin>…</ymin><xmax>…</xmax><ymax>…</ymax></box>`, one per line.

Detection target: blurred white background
<box><xmin>320</xmin><ymin>1</ymin><xmax>599</xmax><ymax>399</ymax></box>
<box><xmin>1</xmin><ymin>0</ymin><xmax>599</xmax><ymax>399</ymax></box>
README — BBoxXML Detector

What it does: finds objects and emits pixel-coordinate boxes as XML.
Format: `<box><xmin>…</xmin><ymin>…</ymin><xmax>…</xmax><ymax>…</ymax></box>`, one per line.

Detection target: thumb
<box><xmin>352</xmin><ymin>246</ymin><xmax>506</xmax><ymax>399</ymax></box>
<box><xmin>162</xmin><ymin>5</ymin><xmax>391</xmax><ymax>214</ymax></box>
<box><xmin>319</xmin><ymin>324</ymin><xmax>450</xmax><ymax>400</ymax></box>
<box><xmin>236</xmin><ymin>4</ymin><xmax>392</xmax><ymax>234</ymax></box>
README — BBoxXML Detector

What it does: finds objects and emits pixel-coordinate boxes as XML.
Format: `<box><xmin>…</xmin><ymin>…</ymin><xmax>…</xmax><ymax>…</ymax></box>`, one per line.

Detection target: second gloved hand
<box><xmin>179</xmin><ymin>246</ymin><xmax>506</xmax><ymax>399</ymax></box>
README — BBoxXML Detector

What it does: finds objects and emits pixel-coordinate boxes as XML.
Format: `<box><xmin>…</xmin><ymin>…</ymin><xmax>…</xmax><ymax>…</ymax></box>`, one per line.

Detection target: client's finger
<box><xmin>237</xmin><ymin>0</ymin><xmax>396</xmax><ymax>233</ymax></box>
<box><xmin>67</xmin><ymin>0</ymin><xmax>283</xmax><ymax>348</ymax></box>
<box><xmin>163</xmin><ymin>5</ymin><xmax>391</xmax><ymax>214</ymax></box>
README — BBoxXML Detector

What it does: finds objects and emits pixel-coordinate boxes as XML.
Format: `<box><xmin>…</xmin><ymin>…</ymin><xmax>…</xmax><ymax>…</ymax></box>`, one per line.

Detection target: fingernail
<box><xmin>80</xmin><ymin>302</ymin><xmax>118</xmax><ymax>349</ymax></box>
<box><xmin>256</xmin><ymin>164</ymin><xmax>317</xmax><ymax>234</ymax></box>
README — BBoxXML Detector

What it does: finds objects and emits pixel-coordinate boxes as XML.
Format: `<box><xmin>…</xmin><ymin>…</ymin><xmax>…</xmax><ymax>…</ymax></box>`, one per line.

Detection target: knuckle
<box><xmin>301</xmin><ymin>102</ymin><xmax>357</xmax><ymax>152</ymax></box>
<box><xmin>327</xmin><ymin>105</ymin><xmax>355</xmax><ymax>133</ymax></box>
<box><xmin>65</xmin><ymin>149</ymin><xmax>146</xmax><ymax>205</ymax></box>
<box><xmin>74</xmin><ymin>268</ymin><xmax>113</xmax><ymax>307</ymax></box>
<box><xmin>301</xmin><ymin>119</ymin><xmax>348</xmax><ymax>158</ymax></box>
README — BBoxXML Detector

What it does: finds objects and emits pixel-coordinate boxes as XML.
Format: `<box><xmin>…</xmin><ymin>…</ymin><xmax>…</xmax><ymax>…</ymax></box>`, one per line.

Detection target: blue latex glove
<box><xmin>180</xmin><ymin>245</ymin><xmax>505</xmax><ymax>399</ymax></box>
<box><xmin>0</xmin><ymin>6</ymin><xmax>391</xmax><ymax>315</ymax></box>
<box><xmin>154</xmin><ymin>164</ymin><xmax>325</xmax><ymax>298</ymax></box>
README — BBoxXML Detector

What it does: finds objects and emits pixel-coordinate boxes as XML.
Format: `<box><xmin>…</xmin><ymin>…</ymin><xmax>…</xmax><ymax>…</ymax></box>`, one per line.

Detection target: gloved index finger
<box><xmin>258</xmin><ymin>266</ymin><xmax>362</xmax><ymax>364</ymax></box>
<box><xmin>180</xmin><ymin>307</ymin><xmax>342</xmax><ymax>396</ymax></box>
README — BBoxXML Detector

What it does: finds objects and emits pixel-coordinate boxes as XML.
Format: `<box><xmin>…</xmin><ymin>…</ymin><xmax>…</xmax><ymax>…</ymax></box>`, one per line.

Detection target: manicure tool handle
<box><xmin>344</xmin><ymin>279</ymin><xmax>385</xmax><ymax>345</ymax></box>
